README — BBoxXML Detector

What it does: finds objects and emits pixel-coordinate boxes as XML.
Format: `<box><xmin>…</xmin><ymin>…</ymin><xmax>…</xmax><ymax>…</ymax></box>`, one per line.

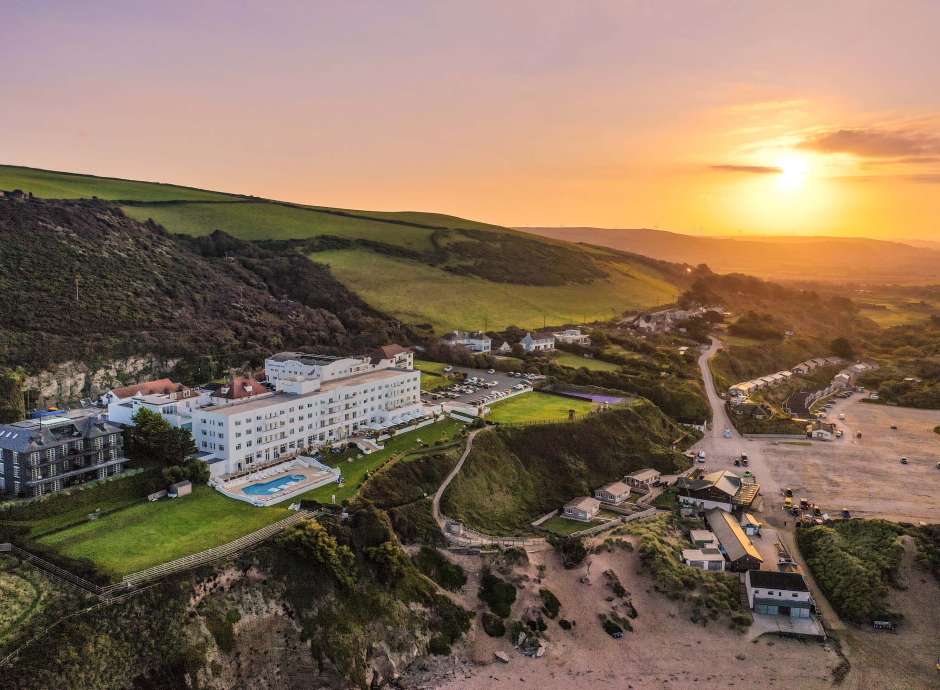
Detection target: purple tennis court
<box><xmin>554</xmin><ymin>390</ymin><xmax>625</xmax><ymax>405</ymax></box>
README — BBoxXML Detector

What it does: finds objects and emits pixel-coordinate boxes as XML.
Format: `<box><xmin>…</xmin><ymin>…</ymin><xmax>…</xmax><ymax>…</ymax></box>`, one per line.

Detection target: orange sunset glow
<box><xmin>4</xmin><ymin>2</ymin><xmax>939</xmax><ymax>239</ymax></box>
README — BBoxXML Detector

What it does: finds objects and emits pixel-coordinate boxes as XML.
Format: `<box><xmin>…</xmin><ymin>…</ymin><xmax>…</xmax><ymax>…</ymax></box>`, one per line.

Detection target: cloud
<box><xmin>710</xmin><ymin>164</ymin><xmax>782</xmax><ymax>174</ymax></box>
<box><xmin>798</xmin><ymin>127</ymin><xmax>940</xmax><ymax>159</ymax></box>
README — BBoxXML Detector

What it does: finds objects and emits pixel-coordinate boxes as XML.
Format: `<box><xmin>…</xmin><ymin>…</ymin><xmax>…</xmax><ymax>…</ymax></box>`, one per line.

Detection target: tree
<box><xmin>126</xmin><ymin>408</ymin><xmax>196</xmax><ymax>468</ymax></box>
<box><xmin>0</xmin><ymin>370</ymin><xmax>26</xmax><ymax>423</ymax></box>
<box><xmin>830</xmin><ymin>337</ymin><xmax>855</xmax><ymax>360</ymax></box>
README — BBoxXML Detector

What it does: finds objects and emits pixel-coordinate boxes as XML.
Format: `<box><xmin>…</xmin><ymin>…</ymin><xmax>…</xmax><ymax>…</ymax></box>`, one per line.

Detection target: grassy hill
<box><xmin>0</xmin><ymin>195</ymin><xmax>407</xmax><ymax>374</ymax></box>
<box><xmin>440</xmin><ymin>400</ymin><xmax>690</xmax><ymax>534</ymax></box>
<box><xmin>1</xmin><ymin>165</ymin><xmax>683</xmax><ymax>333</ymax></box>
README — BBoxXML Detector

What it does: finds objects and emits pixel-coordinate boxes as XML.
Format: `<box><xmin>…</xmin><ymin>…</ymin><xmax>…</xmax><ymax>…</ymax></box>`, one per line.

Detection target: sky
<box><xmin>4</xmin><ymin>1</ymin><xmax>940</xmax><ymax>239</ymax></box>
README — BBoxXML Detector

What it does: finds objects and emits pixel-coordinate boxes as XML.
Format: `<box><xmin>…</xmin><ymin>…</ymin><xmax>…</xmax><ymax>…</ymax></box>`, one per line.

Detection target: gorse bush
<box><xmin>539</xmin><ymin>588</ymin><xmax>561</xmax><ymax>619</ymax></box>
<box><xmin>797</xmin><ymin>520</ymin><xmax>905</xmax><ymax>623</ymax></box>
<box><xmin>413</xmin><ymin>546</ymin><xmax>467</xmax><ymax>592</ymax></box>
<box><xmin>478</xmin><ymin>568</ymin><xmax>516</xmax><ymax>618</ymax></box>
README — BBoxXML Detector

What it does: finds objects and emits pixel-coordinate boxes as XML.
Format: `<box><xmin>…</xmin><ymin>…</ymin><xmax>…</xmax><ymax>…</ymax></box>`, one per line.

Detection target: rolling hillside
<box><xmin>1</xmin><ymin>165</ymin><xmax>683</xmax><ymax>333</ymax></box>
<box><xmin>521</xmin><ymin>226</ymin><xmax>940</xmax><ymax>284</ymax></box>
<box><xmin>0</xmin><ymin>195</ymin><xmax>407</xmax><ymax>373</ymax></box>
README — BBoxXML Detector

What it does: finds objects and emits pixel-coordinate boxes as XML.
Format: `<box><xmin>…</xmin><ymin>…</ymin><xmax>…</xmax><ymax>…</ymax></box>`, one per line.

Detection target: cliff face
<box><xmin>20</xmin><ymin>354</ymin><xmax>175</xmax><ymax>404</ymax></box>
<box><xmin>189</xmin><ymin>562</ymin><xmax>433</xmax><ymax>690</ymax></box>
<box><xmin>0</xmin><ymin>196</ymin><xmax>409</xmax><ymax>375</ymax></box>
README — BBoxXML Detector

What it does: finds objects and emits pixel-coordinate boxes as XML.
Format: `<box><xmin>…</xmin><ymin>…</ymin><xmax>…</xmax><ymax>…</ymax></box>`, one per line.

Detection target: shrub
<box><xmin>428</xmin><ymin>635</ymin><xmax>451</xmax><ymax>656</ymax></box>
<box><xmin>539</xmin><ymin>588</ymin><xmax>561</xmax><ymax>619</ymax></box>
<box><xmin>478</xmin><ymin>568</ymin><xmax>516</xmax><ymax>618</ymax></box>
<box><xmin>278</xmin><ymin>518</ymin><xmax>357</xmax><ymax>589</ymax></box>
<box><xmin>550</xmin><ymin>535</ymin><xmax>588</xmax><ymax>569</ymax></box>
<box><xmin>481</xmin><ymin>612</ymin><xmax>506</xmax><ymax>637</ymax></box>
<box><xmin>558</xmin><ymin>618</ymin><xmax>573</xmax><ymax>630</ymax></box>
<box><xmin>413</xmin><ymin>546</ymin><xmax>467</xmax><ymax>592</ymax></box>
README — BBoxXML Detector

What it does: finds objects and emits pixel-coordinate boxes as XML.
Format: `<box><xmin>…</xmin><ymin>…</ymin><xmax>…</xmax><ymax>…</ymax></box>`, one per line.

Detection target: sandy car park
<box><xmin>759</xmin><ymin>396</ymin><xmax>940</xmax><ymax>523</ymax></box>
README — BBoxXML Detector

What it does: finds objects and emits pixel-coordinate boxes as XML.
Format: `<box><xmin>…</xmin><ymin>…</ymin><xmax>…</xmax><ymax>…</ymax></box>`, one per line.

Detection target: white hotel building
<box><xmin>194</xmin><ymin>353</ymin><xmax>423</xmax><ymax>478</ymax></box>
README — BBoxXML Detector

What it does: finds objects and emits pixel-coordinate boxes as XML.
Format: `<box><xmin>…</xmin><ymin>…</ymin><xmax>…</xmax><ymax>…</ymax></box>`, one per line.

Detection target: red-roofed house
<box><xmin>100</xmin><ymin>378</ymin><xmax>184</xmax><ymax>406</ymax></box>
<box><xmin>206</xmin><ymin>375</ymin><xmax>268</xmax><ymax>403</ymax></box>
<box><xmin>370</xmin><ymin>344</ymin><xmax>414</xmax><ymax>370</ymax></box>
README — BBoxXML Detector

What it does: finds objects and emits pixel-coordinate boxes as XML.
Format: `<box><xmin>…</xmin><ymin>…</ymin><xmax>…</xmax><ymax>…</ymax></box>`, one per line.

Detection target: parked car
<box><xmin>723</xmin><ymin>428</ymin><xmax>732</xmax><ymax>438</ymax></box>
<box><xmin>890</xmin><ymin>424</ymin><xmax>898</xmax><ymax>430</ymax></box>
<box><xmin>488</xmin><ymin>369</ymin><xmax>496</xmax><ymax>374</ymax></box>
<box><xmin>900</xmin><ymin>457</ymin><xmax>908</xmax><ymax>464</ymax></box>
<box><xmin>443</xmin><ymin>366</ymin><xmax>453</xmax><ymax>373</ymax></box>
<box><xmin>697</xmin><ymin>450</ymin><xmax>706</xmax><ymax>459</ymax></box>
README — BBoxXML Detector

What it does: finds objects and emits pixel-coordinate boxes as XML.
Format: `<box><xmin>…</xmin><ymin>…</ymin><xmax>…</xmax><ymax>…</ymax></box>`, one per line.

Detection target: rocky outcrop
<box><xmin>22</xmin><ymin>355</ymin><xmax>177</xmax><ymax>404</ymax></box>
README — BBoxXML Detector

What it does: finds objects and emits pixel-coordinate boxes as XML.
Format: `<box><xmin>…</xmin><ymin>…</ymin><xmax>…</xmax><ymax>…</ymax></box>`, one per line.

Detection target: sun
<box><xmin>776</xmin><ymin>154</ymin><xmax>811</xmax><ymax>190</ymax></box>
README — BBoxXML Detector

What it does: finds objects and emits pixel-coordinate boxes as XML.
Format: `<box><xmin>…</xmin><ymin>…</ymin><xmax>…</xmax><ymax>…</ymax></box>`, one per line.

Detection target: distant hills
<box><xmin>0</xmin><ymin>166</ymin><xmax>687</xmax><ymax>341</ymax></box>
<box><xmin>519</xmin><ymin>226</ymin><xmax>940</xmax><ymax>284</ymax></box>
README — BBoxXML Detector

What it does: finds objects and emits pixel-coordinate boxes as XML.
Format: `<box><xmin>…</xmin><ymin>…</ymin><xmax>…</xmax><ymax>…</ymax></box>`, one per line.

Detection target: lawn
<box><xmin>540</xmin><ymin>515</ymin><xmax>605</xmax><ymax>535</ymax></box>
<box><xmin>26</xmin><ymin>421</ymin><xmax>465</xmax><ymax>578</ymax></box>
<box><xmin>37</xmin><ymin>486</ymin><xmax>291</xmax><ymax>578</ymax></box>
<box><xmin>554</xmin><ymin>351</ymin><xmax>622</xmax><ymax>372</ymax></box>
<box><xmin>0</xmin><ymin>164</ymin><xmax>233</xmax><ymax>202</ymax></box>
<box><xmin>415</xmin><ymin>359</ymin><xmax>453</xmax><ymax>391</ymax></box>
<box><xmin>293</xmin><ymin>418</ymin><xmax>465</xmax><ymax>505</ymax></box>
<box><xmin>486</xmin><ymin>392</ymin><xmax>597</xmax><ymax>425</ymax></box>
<box><xmin>313</xmin><ymin>249</ymin><xmax>677</xmax><ymax>332</ymax></box>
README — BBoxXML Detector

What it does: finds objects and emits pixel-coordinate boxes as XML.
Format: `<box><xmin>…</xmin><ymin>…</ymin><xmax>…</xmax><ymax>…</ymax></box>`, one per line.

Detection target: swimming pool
<box><xmin>243</xmin><ymin>474</ymin><xmax>306</xmax><ymax>496</ymax></box>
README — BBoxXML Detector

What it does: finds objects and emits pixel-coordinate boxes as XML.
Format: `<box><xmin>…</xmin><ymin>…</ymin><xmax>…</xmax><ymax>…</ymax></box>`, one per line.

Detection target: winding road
<box><xmin>692</xmin><ymin>337</ymin><xmax>782</xmax><ymax>505</ymax></box>
<box><xmin>695</xmin><ymin>337</ymin><xmax>845</xmax><ymax>630</ymax></box>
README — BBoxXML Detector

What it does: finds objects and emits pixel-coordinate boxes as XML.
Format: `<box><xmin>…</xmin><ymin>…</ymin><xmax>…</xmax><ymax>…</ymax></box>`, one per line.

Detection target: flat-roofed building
<box><xmin>682</xmin><ymin>548</ymin><xmax>726</xmax><ymax>571</ymax></box>
<box><xmin>194</xmin><ymin>366</ymin><xmax>422</xmax><ymax>478</ymax></box>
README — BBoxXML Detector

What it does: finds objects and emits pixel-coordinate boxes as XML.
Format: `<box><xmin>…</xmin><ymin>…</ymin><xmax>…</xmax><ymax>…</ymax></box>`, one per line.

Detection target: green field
<box><xmin>294</xmin><ymin>418</ymin><xmax>465</xmax><ymax>505</ymax></box>
<box><xmin>553</xmin><ymin>351</ymin><xmax>622</xmax><ymax>372</ymax></box>
<box><xmin>314</xmin><ymin>249</ymin><xmax>677</xmax><ymax>332</ymax></box>
<box><xmin>486</xmin><ymin>392</ymin><xmax>597</xmax><ymax>424</ymax></box>
<box><xmin>124</xmin><ymin>201</ymin><xmax>439</xmax><ymax>251</ymax></box>
<box><xmin>0</xmin><ymin>164</ymin><xmax>233</xmax><ymax>202</ymax></box>
<box><xmin>415</xmin><ymin>359</ymin><xmax>452</xmax><ymax>391</ymax></box>
<box><xmin>37</xmin><ymin>486</ymin><xmax>291</xmax><ymax>578</ymax></box>
<box><xmin>540</xmin><ymin>515</ymin><xmax>605</xmax><ymax>535</ymax></box>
